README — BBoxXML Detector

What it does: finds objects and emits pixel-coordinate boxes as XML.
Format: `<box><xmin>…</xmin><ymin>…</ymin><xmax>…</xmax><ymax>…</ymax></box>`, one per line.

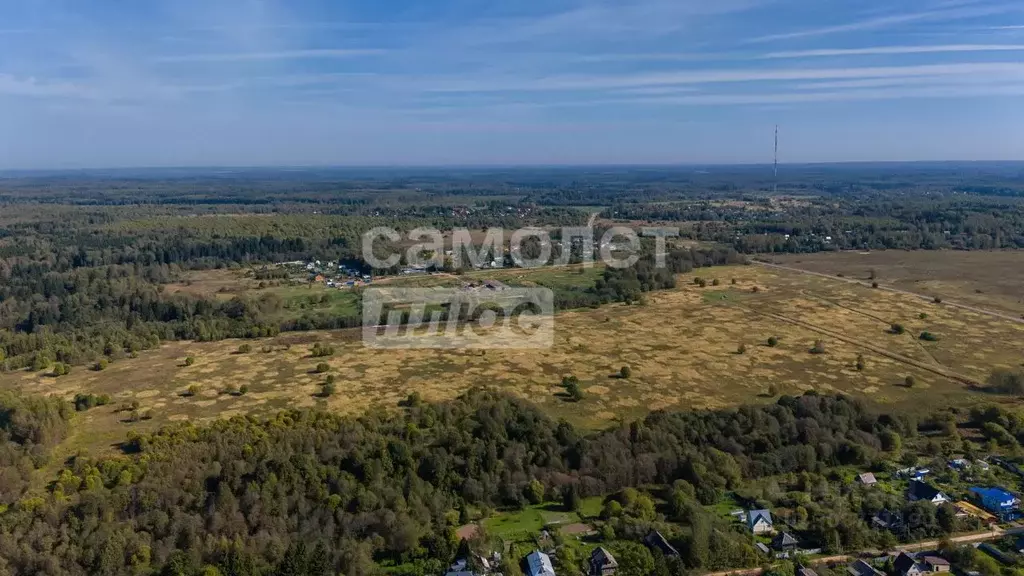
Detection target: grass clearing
<box><xmin>770</xmin><ymin>250</ymin><xmax>1024</xmax><ymax>317</ymax></box>
<box><xmin>484</xmin><ymin>503</ymin><xmax>583</xmax><ymax>544</ymax></box>
<box><xmin>7</xmin><ymin>259</ymin><xmax>1024</xmax><ymax>460</ymax></box>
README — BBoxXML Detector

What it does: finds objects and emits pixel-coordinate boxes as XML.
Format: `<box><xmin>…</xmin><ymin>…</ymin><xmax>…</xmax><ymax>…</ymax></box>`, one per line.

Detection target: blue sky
<box><xmin>2</xmin><ymin>0</ymin><xmax>1024</xmax><ymax>168</ymax></box>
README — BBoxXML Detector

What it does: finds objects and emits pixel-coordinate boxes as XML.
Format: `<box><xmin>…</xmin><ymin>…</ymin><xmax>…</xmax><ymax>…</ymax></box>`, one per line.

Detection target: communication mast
<box><xmin>773</xmin><ymin>125</ymin><xmax>779</xmax><ymax>195</ymax></box>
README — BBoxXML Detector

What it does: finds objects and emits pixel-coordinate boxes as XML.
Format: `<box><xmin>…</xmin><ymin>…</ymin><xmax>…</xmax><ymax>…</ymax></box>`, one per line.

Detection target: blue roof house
<box><xmin>747</xmin><ymin>509</ymin><xmax>774</xmax><ymax>534</ymax></box>
<box><xmin>970</xmin><ymin>487</ymin><xmax>1021</xmax><ymax>521</ymax></box>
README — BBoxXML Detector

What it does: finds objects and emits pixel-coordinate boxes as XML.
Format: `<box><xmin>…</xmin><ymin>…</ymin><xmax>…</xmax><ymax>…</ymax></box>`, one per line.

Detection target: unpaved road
<box><xmin>752</xmin><ymin>260</ymin><xmax>1024</xmax><ymax>325</ymax></box>
<box><xmin>702</xmin><ymin>527</ymin><xmax>1017</xmax><ymax>576</ymax></box>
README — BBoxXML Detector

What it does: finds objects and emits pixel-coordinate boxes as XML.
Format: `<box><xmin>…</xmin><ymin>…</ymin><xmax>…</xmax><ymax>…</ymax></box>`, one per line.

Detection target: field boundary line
<box><xmin>798</xmin><ymin>290</ymin><xmax>946</xmax><ymax>370</ymax></box>
<box><xmin>752</xmin><ymin>260</ymin><xmax>1024</xmax><ymax>325</ymax></box>
<box><xmin>736</xmin><ymin>304</ymin><xmax>982</xmax><ymax>387</ymax></box>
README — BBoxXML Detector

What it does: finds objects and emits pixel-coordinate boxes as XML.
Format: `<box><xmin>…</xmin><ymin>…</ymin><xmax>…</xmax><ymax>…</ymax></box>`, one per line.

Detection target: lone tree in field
<box><xmin>904</xmin><ymin>375</ymin><xmax>917</xmax><ymax>388</ymax></box>
<box><xmin>737</xmin><ymin>343</ymin><xmax>747</xmax><ymax>355</ymax></box>
<box><xmin>712</xmin><ymin>278</ymin><xmax>721</xmax><ymax>286</ymax></box>
<box><xmin>238</xmin><ymin>384</ymin><xmax>249</xmax><ymax>395</ymax></box>
<box><xmin>872</xmin><ymin>282</ymin><xmax>879</xmax><ymax>289</ymax></box>
<box><xmin>933</xmin><ymin>296</ymin><xmax>943</xmax><ymax>304</ymax></box>
<box><xmin>919</xmin><ymin>331</ymin><xmax>939</xmax><ymax>342</ymax></box>
<box><xmin>856</xmin><ymin>354</ymin><xmax>866</xmax><ymax>371</ymax></box>
<box><xmin>767</xmin><ymin>384</ymin><xmax>779</xmax><ymax>396</ymax></box>
<box><xmin>767</xmin><ymin>336</ymin><xmax>779</xmax><ymax>347</ymax></box>
<box><xmin>889</xmin><ymin>323</ymin><xmax>906</xmax><ymax>335</ymax></box>
<box><xmin>562</xmin><ymin>375</ymin><xmax>583</xmax><ymax>402</ymax></box>
<box><xmin>187</xmin><ymin>384</ymin><xmax>200</xmax><ymax>397</ymax></box>
<box><xmin>619</xmin><ymin>365</ymin><xmax>632</xmax><ymax>379</ymax></box>
<box><xmin>184</xmin><ymin>356</ymin><xmax>195</xmax><ymax>367</ymax></box>
<box><xmin>237</xmin><ymin>343</ymin><xmax>252</xmax><ymax>354</ymax></box>
<box><xmin>322</xmin><ymin>381</ymin><xmax>337</xmax><ymax>397</ymax></box>
<box><xmin>809</xmin><ymin>340</ymin><xmax>826</xmax><ymax>355</ymax></box>
<box><xmin>311</xmin><ymin>342</ymin><xmax>335</xmax><ymax>358</ymax></box>
<box><xmin>315</xmin><ymin>362</ymin><xmax>330</xmax><ymax>374</ymax></box>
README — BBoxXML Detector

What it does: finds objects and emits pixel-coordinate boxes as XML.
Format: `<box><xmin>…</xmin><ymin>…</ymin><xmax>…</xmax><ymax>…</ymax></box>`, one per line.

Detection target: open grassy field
<box><xmin>5</xmin><ymin>260</ymin><xmax>1024</xmax><ymax>461</ymax></box>
<box><xmin>769</xmin><ymin>250</ymin><xmax>1024</xmax><ymax>317</ymax></box>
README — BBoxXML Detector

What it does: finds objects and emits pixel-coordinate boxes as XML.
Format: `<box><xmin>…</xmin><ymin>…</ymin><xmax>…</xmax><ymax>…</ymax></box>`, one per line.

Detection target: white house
<box><xmin>747</xmin><ymin>509</ymin><xmax>774</xmax><ymax>534</ymax></box>
<box><xmin>527</xmin><ymin>551</ymin><xmax>555</xmax><ymax>576</ymax></box>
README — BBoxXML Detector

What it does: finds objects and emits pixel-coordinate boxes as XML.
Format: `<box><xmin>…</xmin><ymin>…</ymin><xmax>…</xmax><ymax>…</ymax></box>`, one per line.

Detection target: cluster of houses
<box><xmin>289</xmin><ymin>260</ymin><xmax>373</xmax><ymax>288</ymax></box>
<box><xmin>846</xmin><ymin>551</ymin><xmax>950</xmax><ymax>576</ymax></box>
<box><xmin>735</xmin><ymin>508</ymin><xmax>821</xmax><ymax>559</ymax></box>
<box><xmin>443</xmin><ymin>547</ymin><xmax>619</xmax><ymax>576</ymax></box>
<box><xmin>855</xmin><ymin>458</ymin><xmax>1022</xmax><ymax>529</ymax></box>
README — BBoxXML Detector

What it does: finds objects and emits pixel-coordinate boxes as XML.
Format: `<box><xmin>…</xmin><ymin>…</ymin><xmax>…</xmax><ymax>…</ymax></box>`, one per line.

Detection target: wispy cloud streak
<box><xmin>749</xmin><ymin>4</ymin><xmax>1020</xmax><ymax>43</ymax></box>
<box><xmin>762</xmin><ymin>44</ymin><xmax>1024</xmax><ymax>58</ymax></box>
<box><xmin>156</xmin><ymin>49</ymin><xmax>385</xmax><ymax>63</ymax></box>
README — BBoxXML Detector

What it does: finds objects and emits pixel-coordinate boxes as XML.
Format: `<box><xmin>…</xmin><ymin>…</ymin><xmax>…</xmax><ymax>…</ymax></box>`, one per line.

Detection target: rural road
<box><xmin>702</xmin><ymin>527</ymin><xmax>1019</xmax><ymax>576</ymax></box>
<box><xmin>752</xmin><ymin>260</ymin><xmax>1024</xmax><ymax>325</ymax></box>
<box><xmin>587</xmin><ymin>211</ymin><xmax>600</xmax><ymax>228</ymax></box>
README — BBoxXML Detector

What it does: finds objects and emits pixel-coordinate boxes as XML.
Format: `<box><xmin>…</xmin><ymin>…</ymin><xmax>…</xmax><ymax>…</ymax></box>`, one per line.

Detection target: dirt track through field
<box><xmin>736</xmin><ymin>304</ymin><xmax>983</xmax><ymax>387</ymax></box>
<box><xmin>753</xmin><ymin>261</ymin><xmax>1024</xmax><ymax>325</ymax></box>
<box><xmin>798</xmin><ymin>291</ymin><xmax>947</xmax><ymax>370</ymax></box>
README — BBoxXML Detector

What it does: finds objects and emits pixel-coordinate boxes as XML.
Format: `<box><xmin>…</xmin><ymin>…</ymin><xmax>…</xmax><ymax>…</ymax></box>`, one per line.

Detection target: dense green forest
<box><xmin>0</xmin><ymin>388</ymin><xmax>1010</xmax><ymax>576</ymax></box>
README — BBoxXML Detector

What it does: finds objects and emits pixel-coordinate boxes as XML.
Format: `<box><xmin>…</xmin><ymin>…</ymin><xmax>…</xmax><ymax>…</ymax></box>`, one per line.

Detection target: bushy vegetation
<box><xmin>0</xmin><ymin>390</ymin><xmax>947</xmax><ymax>575</ymax></box>
<box><xmin>987</xmin><ymin>368</ymin><xmax>1024</xmax><ymax>395</ymax></box>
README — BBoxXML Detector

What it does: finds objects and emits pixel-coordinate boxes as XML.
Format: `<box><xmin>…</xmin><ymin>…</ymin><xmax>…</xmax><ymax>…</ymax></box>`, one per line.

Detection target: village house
<box><xmin>588</xmin><ymin>547</ymin><xmax>617</xmax><ymax>576</ymax></box>
<box><xmin>526</xmin><ymin>551</ymin><xmax>555</xmax><ymax>576</ymax></box>
<box><xmin>893</xmin><ymin>551</ymin><xmax>952</xmax><ymax>576</ymax></box>
<box><xmin>847</xmin><ymin>559</ymin><xmax>884</xmax><ymax>576</ymax></box>
<box><xmin>643</xmin><ymin>530</ymin><xmax>680</xmax><ymax>557</ymax></box>
<box><xmin>857</xmin><ymin>472</ymin><xmax>878</xmax><ymax>486</ymax></box>
<box><xmin>970</xmin><ymin>486</ymin><xmax>1021</xmax><ymax>521</ymax></box>
<box><xmin>771</xmin><ymin>532</ymin><xmax>799</xmax><ymax>553</ymax></box>
<box><xmin>907</xmin><ymin>480</ymin><xmax>950</xmax><ymax>505</ymax></box>
<box><xmin>747</xmin><ymin>509</ymin><xmax>773</xmax><ymax>534</ymax></box>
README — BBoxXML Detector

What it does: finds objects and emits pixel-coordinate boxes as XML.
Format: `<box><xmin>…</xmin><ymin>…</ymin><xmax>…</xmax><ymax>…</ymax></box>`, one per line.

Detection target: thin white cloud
<box><xmin>792</xmin><ymin>77</ymin><xmax>951</xmax><ymax>90</ymax></box>
<box><xmin>425</xmin><ymin>62</ymin><xmax>1024</xmax><ymax>92</ymax></box>
<box><xmin>0</xmin><ymin>74</ymin><xmax>92</xmax><ymax>98</ymax></box>
<box><xmin>603</xmin><ymin>83</ymin><xmax>1024</xmax><ymax>106</ymax></box>
<box><xmin>613</xmin><ymin>86</ymin><xmax>701</xmax><ymax>95</ymax></box>
<box><xmin>156</xmin><ymin>49</ymin><xmax>385</xmax><ymax>63</ymax></box>
<box><xmin>763</xmin><ymin>44</ymin><xmax>1024</xmax><ymax>58</ymax></box>
<box><xmin>749</xmin><ymin>4</ymin><xmax>1019</xmax><ymax>43</ymax></box>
